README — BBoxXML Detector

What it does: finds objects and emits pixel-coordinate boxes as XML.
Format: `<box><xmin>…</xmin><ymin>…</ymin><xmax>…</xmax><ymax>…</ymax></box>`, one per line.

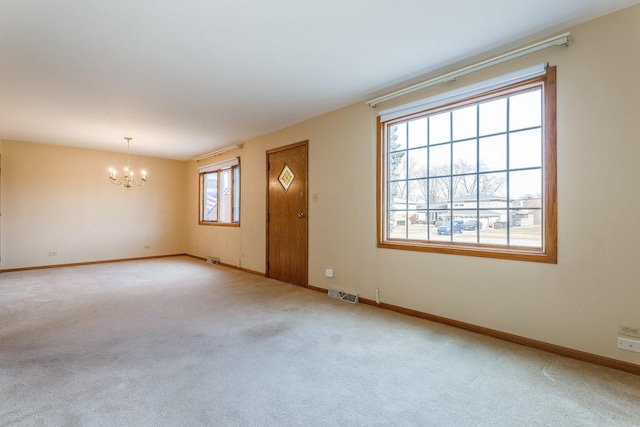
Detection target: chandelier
<box><xmin>108</xmin><ymin>137</ymin><xmax>147</xmax><ymax>188</ymax></box>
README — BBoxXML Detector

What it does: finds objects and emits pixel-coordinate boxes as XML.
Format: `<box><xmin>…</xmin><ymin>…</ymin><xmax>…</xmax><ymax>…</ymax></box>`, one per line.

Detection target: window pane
<box><xmin>415</xmin><ymin>210</ymin><xmax>430</xmax><ymax>238</ymax></box>
<box><xmin>219</xmin><ymin>169</ymin><xmax>232</xmax><ymax>223</ymax></box>
<box><xmin>479</xmin><ymin>172</ymin><xmax>507</xmax><ymax>207</ymax></box>
<box><xmin>510</xmin><ymin>89</ymin><xmax>541</xmax><ymax>131</ymax></box>
<box><xmin>510</xmin><ymin>209</ymin><xmax>542</xmax><ymax>248</ymax></box>
<box><xmin>204</xmin><ymin>173</ymin><xmax>217</xmax><ymax>221</ymax></box>
<box><xmin>409</xmin><ymin>179</ymin><xmax>428</xmax><ymax>205</ymax></box>
<box><xmin>389</xmin><ymin>210</ymin><xmax>408</xmax><ymax>239</ymax></box>
<box><xmin>510</xmin><ymin>129</ymin><xmax>541</xmax><ymax>169</ymax></box>
<box><xmin>431</xmin><ymin>177</ymin><xmax>451</xmax><ymax>204</ymax></box>
<box><xmin>389</xmin><ymin>122</ymin><xmax>407</xmax><ymax>151</ymax></box>
<box><xmin>407</xmin><ymin>210</ymin><xmax>428</xmax><ymax>240</ymax></box>
<box><xmin>453</xmin><ymin>139</ymin><xmax>477</xmax><ymax>175</ymax></box>
<box><xmin>428</xmin><ymin>210</ymin><xmax>449</xmax><ymax>240</ymax></box>
<box><xmin>408</xmin><ymin>117</ymin><xmax>428</xmax><ymax>148</ymax></box>
<box><xmin>451</xmin><ymin>214</ymin><xmax>470</xmax><ymax>243</ymax></box>
<box><xmin>480</xmin><ymin>210</ymin><xmax>508</xmax><ymax>246</ymax></box>
<box><xmin>429</xmin><ymin>143</ymin><xmax>450</xmax><ymax>176</ymax></box>
<box><xmin>233</xmin><ymin>166</ymin><xmax>240</xmax><ymax>223</ymax></box>
<box><xmin>460</xmin><ymin>215</ymin><xmax>482</xmax><ymax>242</ymax></box>
<box><xmin>479</xmin><ymin>98</ymin><xmax>507</xmax><ymax>136</ymax></box>
<box><xmin>452</xmin><ymin>175</ymin><xmax>477</xmax><ymax>201</ymax></box>
<box><xmin>479</xmin><ymin>135</ymin><xmax>507</xmax><ymax>172</ymax></box>
<box><xmin>408</xmin><ymin>147</ymin><xmax>429</xmax><ymax>178</ymax></box>
<box><xmin>432</xmin><ymin>212</ymin><xmax>452</xmax><ymax>242</ymax></box>
<box><xmin>389</xmin><ymin>152</ymin><xmax>406</xmax><ymax>180</ymax></box>
<box><xmin>509</xmin><ymin>169</ymin><xmax>541</xmax><ymax>202</ymax></box>
<box><xmin>389</xmin><ymin>181</ymin><xmax>407</xmax><ymax>209</ymax></box>
<box><xmin>429</xmin><ymin>111</ymin><xmax>451</xmax><ymax>144</ymax></box>
<box><xmin>452</xmin><ymin>105</ymin><xmax>477</xmax><ymax>141</ymax></box>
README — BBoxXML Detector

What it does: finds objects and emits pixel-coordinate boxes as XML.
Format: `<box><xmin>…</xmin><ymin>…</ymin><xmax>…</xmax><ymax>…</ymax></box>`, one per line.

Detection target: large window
<box><xmin>378</xmin><ymin>66</ymin><xmax>556</xmax><ymax>263</ymax></box>
<box><xmin>199</xmin><ymin>157</ymin><xmax>240</xmax><ymax>226</ymax></box>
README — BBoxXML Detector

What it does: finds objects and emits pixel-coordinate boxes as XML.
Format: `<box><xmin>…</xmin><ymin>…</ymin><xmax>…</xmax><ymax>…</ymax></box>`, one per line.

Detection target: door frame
<box><xmin>265</xmin><ymin>140</ymin><xmax>309</xmax><ymax>284</ymax></box>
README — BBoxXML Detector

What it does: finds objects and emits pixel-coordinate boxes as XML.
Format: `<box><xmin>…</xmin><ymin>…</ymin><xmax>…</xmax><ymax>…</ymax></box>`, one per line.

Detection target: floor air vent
<box><xmin>328</xmin><ymin>289</ymin><xmax>359</xmax><ymax>304</ymax></box>
<box><xmin>206</xmin><ymin>257</ymin><xmax>220</xmax><ymax>265</ymax></box>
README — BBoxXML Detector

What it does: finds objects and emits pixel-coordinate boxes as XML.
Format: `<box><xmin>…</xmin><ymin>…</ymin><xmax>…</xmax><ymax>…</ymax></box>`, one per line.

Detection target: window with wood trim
<box><xmin>199</xmin><ymin>157</ymin><xmax>240</xmax><ymax>226</ymax></box>
<box><xmin>378</xmin><ymin>66</ymin><xmax>556</xmax><ymax>263</ymax></box>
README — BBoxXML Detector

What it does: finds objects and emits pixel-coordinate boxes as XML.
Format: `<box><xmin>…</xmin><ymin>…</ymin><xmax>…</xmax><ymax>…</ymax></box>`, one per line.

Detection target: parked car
<box><xmin>437</xmin><ymin>220</ymin><xmax>463</xmax><ymax>235</ymax></box>
<box><xmin>462</xmin><ymin>220</ymin><xmax>482</xmax><ymax>231</ymax></box>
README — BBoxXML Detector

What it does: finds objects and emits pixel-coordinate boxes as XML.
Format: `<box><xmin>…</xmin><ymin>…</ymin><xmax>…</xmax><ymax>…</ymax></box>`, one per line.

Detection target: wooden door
<box><xmin>266</xmin><ymin>141</ymin><xmax>308</xmax><ymax>286</ymax></box>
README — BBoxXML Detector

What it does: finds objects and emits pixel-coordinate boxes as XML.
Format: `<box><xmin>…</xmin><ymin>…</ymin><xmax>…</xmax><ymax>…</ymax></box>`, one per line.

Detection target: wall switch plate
<box><xmin>618</xmin><ymin>337</ymin><xmax>640</xmax><ymax>353</ymax></box>
<box><xmin>325</xmin><ymin>268</ymin><xmax>333</xmax><ymax>278</ymax></box>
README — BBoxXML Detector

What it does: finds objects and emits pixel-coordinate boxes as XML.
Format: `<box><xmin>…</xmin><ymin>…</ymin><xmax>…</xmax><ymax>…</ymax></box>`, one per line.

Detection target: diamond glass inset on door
<box><xmin>278</xmin><ymin>164</ymin><xmax>295</xmax><ymax>191</ymax></box>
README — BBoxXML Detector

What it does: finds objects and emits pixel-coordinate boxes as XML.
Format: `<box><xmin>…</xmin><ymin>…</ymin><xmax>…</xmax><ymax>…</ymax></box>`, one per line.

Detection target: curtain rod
<box><xmin>192</xmin><ymin>144</ymin><xmax>243</xmax><ymax>162</ymax></box>
<box><xmin>366</xmin><ymin>32</ymin><xmax>572</xmax><ymax>108</ymax></box>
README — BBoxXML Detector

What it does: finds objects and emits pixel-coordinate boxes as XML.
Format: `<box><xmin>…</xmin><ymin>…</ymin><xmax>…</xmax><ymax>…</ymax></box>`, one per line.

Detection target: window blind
<box><xmin>197</xmin><ymin>157</ymin><xmax>239</xmax><ymax>173</ymax></box>
<box><xmin>378</xmin><ymin>63</ymin><xmax>547</xmax><ymax>122</ymax></box>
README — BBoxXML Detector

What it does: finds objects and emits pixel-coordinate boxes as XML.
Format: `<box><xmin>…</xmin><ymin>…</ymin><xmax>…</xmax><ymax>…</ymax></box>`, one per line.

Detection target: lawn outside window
<box><xmin>377</xmin><ymin>66</ymin><xmax>557</xmax><ymax>263</ymax></box>
<box><xmin>199</xmin><ymin>157</ymin><xmax>240</xmax><ymax>226</ymax></box>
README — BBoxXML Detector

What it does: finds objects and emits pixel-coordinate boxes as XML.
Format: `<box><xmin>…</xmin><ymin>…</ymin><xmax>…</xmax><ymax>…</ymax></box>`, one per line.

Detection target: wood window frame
<box><xmin>198</xmin><ymin>160</ymin><xmax>241</xmax><ymax>227</ymax></box>
<box><xmin>377</xmin><ymin>67</ymin><xmax>557</xmax><ymax>263</ymax></box>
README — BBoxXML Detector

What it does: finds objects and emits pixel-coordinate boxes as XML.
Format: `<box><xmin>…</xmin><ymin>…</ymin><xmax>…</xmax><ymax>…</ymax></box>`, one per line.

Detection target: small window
<box><xmin>378</xmin><ymin>66</ymin><xmax>556</xmax><ymax>263</ymax></box>
<box><xmin>199</xmin><ymin>157</ymin><xmax>240</xmax><ymax>226</ymax></box>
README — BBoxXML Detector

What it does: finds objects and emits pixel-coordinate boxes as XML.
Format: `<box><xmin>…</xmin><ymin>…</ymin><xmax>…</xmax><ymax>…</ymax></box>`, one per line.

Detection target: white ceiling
<box><xmin>1</xmin><ymin>0</ymin><xmax>638</xmax><ymax>160</ymax></box>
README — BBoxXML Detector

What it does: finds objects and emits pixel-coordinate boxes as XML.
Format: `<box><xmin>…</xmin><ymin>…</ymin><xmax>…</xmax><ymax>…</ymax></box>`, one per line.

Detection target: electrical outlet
<box><xmin>325</xmin><ymin>268</ymin><xmax>333</xmax><ymax>278</ymax></box>
<box><xmin>618</xmin><ymin>337</ymin><xmax>640</xmax><ymax>353</ymax></box>
<box><xmin>619</xmin><ymin>325</ymin><xmax>640</xmax><ymax>338</ymax></box>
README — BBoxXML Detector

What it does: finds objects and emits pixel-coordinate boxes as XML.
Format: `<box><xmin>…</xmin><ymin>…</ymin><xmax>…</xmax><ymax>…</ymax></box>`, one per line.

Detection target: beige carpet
<box><xmin>1</xmin><ymin>256</ymin><xmax>639</xmax><ymax>426</ymax></box>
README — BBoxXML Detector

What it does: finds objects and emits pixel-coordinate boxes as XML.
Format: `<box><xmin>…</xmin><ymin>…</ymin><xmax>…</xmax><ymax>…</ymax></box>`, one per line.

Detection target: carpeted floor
<box><xmin>1</xmin><ymin>256</ymin><xmax>639</xmax><ymax>426</ymax></box>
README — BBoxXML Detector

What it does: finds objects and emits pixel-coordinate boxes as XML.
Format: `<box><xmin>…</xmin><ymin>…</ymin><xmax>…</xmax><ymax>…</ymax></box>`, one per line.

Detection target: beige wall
<box><xmin>185</xmin><ymin>5</ymin><xmax>640</xmax><ymax>364</ymax></box>
<box><xmin>1</xmin><ymin>140</ymin><xmax>187</xmax><ymax>269</ymax></box>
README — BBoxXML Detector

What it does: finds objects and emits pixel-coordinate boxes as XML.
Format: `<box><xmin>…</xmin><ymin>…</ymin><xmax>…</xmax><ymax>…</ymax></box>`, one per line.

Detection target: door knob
<box><xmin>298</xmin><ymin>213</ymin><xmax>305</xmax><ymax>219</ymax></box>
